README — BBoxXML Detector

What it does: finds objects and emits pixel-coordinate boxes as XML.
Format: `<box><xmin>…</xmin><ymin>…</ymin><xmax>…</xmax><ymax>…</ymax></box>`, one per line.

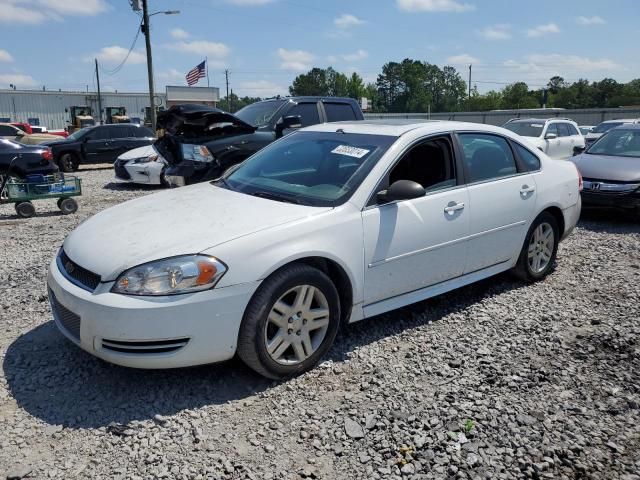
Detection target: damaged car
<box><xmin>154</xmin><ymin>97</ymin><xmax>364</xmax><ymax>186</ymax></box>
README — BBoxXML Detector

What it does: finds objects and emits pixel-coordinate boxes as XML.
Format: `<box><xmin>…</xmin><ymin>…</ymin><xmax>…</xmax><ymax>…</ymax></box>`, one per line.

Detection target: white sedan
<box><xmin>113</xmin><ymin>145</ymin><xmax>168</xmax><ymax>186</ymax></box>
<box><xmin>48</xmin><ymin>121</ymin><xmax>581</xmax><ymax>378</ymax></box>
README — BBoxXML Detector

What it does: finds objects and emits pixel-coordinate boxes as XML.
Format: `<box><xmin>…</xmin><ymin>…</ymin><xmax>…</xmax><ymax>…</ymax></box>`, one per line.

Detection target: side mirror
<box><xmin>545</xmin><ymin>132</ymin><xmax>558</xmax><ymax>140</ymax></box>
<box><xmin>377</xmin><ymin>180</ymin><xmax>425</xmax><ymax>203</ymax></box>
<box><xmin>275</xmin><ymin>115</ymin><xmax>302</xmax><ymax>138</ymax></box>
<box><xmin>573</xmin><ymin>145</ymin><xmax>586</xmax><ymax>156</ymax></box>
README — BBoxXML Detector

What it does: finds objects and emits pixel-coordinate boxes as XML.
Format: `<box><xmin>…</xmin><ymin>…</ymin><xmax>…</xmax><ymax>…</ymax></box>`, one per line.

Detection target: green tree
<box><xmin>501</xmin><ymin>82</ymin><xmax>539</xmax><ymax>109</ymax></box>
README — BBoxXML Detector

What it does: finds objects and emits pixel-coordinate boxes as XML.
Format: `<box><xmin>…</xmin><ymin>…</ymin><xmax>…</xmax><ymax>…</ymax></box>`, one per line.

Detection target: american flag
<box><xmin>186</xmin><ymin>61</ymin><xmax>206</xmax><ymax>86</ymax></box>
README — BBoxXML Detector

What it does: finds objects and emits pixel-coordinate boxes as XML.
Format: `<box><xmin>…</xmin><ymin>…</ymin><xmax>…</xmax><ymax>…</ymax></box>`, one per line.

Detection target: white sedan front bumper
<box><xmin>47</xmin><ymin>256</ymin><xmax>260</xmax><ymax>369</ymax></box>
<box><xmin>114</xmin><ymin>159</ymin><xmax>165</xmax><ymax>185</ymax></box>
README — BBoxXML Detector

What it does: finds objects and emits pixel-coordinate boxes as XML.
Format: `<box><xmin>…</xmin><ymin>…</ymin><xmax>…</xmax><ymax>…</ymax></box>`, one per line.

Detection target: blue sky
<box><xmin>1</xmin><ymin>0</ymin><xmax>638</xmax><ymax>97</ymax></box>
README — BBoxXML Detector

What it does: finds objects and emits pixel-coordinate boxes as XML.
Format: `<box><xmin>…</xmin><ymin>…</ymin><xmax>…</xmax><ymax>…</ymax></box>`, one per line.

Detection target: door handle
<box><xmin>444</xmin><ymin>202</ymin><xmax>465</xmax><ymax>215</ymax></box>
<box><xmin>520</xmin><ymin>185</ymin><xmax>536</xmax><ymax>195</ymax></box>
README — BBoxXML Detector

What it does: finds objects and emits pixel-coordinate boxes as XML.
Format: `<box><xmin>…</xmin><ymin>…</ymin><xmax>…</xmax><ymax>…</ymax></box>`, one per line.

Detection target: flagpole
<box><xmin>206</xmin><ymin>57</ymin><xmax>209</xmax><ymax>87</ymax></box>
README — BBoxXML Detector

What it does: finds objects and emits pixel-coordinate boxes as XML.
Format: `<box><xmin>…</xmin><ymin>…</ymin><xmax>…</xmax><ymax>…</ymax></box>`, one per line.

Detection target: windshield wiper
<box><xmin>250</xmin><ymin>191</ymin><xmax>302</xmax><ymax>204</ymax></box>
<box><xmin>212</xmin><ymin>177</ymin><xmax>233</xmax><ymax>190</ymax></box>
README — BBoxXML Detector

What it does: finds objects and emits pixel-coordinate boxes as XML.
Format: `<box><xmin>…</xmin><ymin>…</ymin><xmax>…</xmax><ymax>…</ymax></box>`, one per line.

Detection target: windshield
<box><xmin>587</xmin><ymin>129</ymin><xmax>640</xmax><ymax>158</ymax></box>
<box><xmin>67</xmin><ymin>127</ymin><xmax>91</xmax><ymax>141</ymax></box>
<box><xmin>503</xmin><ymin>121</ymin><xmax>544</xmax><ymax>137</ymax></box>
<box><xmin>234</xmin><ymin>100</ymin><xmax>286</xmax><ymax>127</ymax></box>
<box><xmin>221</xmin><ymin>130</ymin><xmax>396</xmax><ymax>207</ymax></box>
<box><xmin>592</xmin><ymin>122</ymin><xmax>624</xmax><ymax>134</ymax></box>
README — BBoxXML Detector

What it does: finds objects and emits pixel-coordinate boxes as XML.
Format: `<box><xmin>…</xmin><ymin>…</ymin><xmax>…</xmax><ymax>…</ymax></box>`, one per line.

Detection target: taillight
<box><xmin>571</xmin><ymin>162</ymin><xmax>583</xmax><ymax>191</ymax></box>
<box><xmin>41</xmin><ymin>149</ymin><xmax>53</xmax><ymax>162</ymax></box>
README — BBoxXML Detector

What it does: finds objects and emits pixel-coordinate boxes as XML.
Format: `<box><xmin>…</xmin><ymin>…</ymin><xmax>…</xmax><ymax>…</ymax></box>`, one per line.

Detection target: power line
<box><xmin>99</xmin><ymin>23</ymin><xmax>142</xmax><ymax>76</ymax></box>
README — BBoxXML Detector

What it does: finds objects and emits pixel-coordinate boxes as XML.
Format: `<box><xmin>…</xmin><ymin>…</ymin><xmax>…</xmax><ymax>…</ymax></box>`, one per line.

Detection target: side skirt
<box><xmin>361</xmin><ymin>260</ymin><xmax>513</xmax><ymax>319</ymax></box>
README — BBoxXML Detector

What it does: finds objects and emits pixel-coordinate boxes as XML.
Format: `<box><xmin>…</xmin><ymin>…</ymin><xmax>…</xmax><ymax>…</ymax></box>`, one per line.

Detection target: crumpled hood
<box><xmin>571</xmin><ymin>153</ymin><xmax>640</xmax><ymax>182</ymax></box>
<box><xmin>63</xmin><ymin>183</ymin><xmax>329</xmax><ymax>281</ymax></box>
<box><xmin>118</xmin><ymin>144</ymin><xmax>158</xmax><ymax>161</ymax></box>
<box><xmin>156</xmin><ymin>104</ymin><xmax>255</xmax><ymax>136</ymax></box>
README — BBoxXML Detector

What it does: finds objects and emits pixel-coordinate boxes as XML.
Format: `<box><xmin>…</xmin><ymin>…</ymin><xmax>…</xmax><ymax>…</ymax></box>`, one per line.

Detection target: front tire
<box><xmin>237</xmin><ymin>264</ymin><xmax>341</xmax><ymax>379</ymax></box>
<box><xmin>512</xmin><ymin>211</ymin><xmax>559</xmax><ymax>282</ymax></box>
<box><xmin>58</xmin><ymin>153</ymin><xmax>78</xmax><ymax>173</ymax></box>
<box><xmin>15</xmin><ymin>201</ymin><xmax>35</xmax><ymax>218</ymax></box>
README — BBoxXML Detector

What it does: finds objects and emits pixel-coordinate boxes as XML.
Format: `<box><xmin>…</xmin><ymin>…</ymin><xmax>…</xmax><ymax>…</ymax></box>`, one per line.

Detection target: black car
<box><xmin>155</xmin><ymin>96</ymin><xmax>364</xmax><ymax>185</ymax></box>
<box><xmin>43</xmin><ymin>124</ymin><xmax>156</xmax><ymax>172</ymax></box>
<box><xmin>0</xmin><ymin>139</ymin><xmax>58</xmax><ymax>180</ymax></box>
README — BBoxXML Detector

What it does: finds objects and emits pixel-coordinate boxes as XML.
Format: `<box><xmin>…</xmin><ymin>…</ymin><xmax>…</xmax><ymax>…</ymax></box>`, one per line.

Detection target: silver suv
<box><xmin>503</xmin><ymin>118</ymin><xmax>586</xmax><ymax>160</ymax></box>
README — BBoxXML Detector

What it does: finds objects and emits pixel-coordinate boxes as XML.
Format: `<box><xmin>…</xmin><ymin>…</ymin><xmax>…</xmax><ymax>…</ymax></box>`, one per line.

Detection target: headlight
<box><xmin>182</xmin><ymin>144</ymin><xmax>214</xmax><ymax>163</ymax></box>
<box><xmin>111</xmin><ymin>255</ymin><xmax>227</xmax><ymax>296</ymax></box>
<box><xmin>133</xmin><ymin>154</ymin><xmax>159</xmax><ymax>164</ymax></box>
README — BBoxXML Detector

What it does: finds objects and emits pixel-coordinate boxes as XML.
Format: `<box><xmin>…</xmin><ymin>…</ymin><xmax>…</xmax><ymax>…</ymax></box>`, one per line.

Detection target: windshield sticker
<box><xmin>331</xmin><ymin>145</ymin><xmax>370</xmax><ymax>158</ymax></box>
<box><xmin>530</xmin><ymin>124</ymin><xmax>544</xmax><ymax>127</ymax></box>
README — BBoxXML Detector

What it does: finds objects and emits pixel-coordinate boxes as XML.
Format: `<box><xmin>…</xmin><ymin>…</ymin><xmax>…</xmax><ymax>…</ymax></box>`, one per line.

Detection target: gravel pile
<box><xmin>1</xmin><ymin>168</ymin><xmax>639</xmax><ymax>480</ymax></box>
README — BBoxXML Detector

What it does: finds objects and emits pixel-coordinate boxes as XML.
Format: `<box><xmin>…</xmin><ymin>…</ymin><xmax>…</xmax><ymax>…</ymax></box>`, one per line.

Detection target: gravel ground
<box><xmin>1</xmin><ymin>168</ymin><xmax>639</xmax><ymax>480</ymax></box>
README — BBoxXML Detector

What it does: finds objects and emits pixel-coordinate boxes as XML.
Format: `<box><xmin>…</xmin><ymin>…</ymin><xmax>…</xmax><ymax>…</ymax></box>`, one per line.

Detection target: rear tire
<box><xmin>237</xmin><ymin>264</ymin><xmax>341</xmax><ymax>379</ymax></box>
<box><xmin>15</xmin><ymin>201</ymin><xmax>35</xmax><ymax>218</ymax></box>
<box><xmin>59</xmin><ymin>197</ymin><xmax>78</xmax><ymax>215</ymax></box>
<box><xmin>58</xmin><ymin>153</ymin><xmax>78</xmax><ymax>173</ymax></box>
<box><xmin>512</xmin><ymin>211</ymin><xmax>559</xmax><ymax>282</ymax></box>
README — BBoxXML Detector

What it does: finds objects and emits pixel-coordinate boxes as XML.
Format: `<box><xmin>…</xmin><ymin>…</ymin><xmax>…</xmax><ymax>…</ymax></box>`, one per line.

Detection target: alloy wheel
<box><xmin>527</xmin><ymin>222</ymin><xmax>554</xmax><ymax>274</ymax></box>
<box><xmin>264</xmin><ymin>285</ymin><xmax>330</xmax><ymax>365</ymax></box>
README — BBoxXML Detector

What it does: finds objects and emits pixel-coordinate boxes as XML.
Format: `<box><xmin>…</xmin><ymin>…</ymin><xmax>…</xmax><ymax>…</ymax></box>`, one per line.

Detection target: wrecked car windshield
<box><xmin>234</xmin><ymin>100</ymin><xmax>286</xmax><ymax>127</ymax></box>
<box><xmin>221</xmin><ymin>130</ymin><xmax>395</xmax><ymax>207</ymax></box>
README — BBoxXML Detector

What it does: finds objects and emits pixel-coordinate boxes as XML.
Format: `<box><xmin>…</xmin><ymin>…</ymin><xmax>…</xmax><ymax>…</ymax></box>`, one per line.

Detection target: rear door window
<box><xmin>287</xmin><ymin>102</ymin><xmax>321</xmax><ymax>127</ymax></box>
<box><xmin>89</xmin><ymin>127</ymin><xmax>111</xmax><ymax>140</ymax></box>
<box><xmin>514</xmin><ymin>143</ymin><xmax>541</xmax><ymax>171</ymax></box>
<box><xmin>324</xmin><ymin>103</ymin><xmax>357</xmax><ymax>122</ymax></box>
<box><xmin>556</xmin><ymin>123</ymin><xmax>571</xmax><ymax>137</ymax></box>
<box><xmin>545</xmin><ymin>123</ymin><xmax>559</xmax><ymax>137</ymax></box>
<box><xmin>458</xmin><ymin>133</ymin><xmax>518</xmax><ymax>183</ymax></box>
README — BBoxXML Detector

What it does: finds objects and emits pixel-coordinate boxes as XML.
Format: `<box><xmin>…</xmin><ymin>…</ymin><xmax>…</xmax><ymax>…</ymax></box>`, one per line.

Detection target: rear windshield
<box><xmin>592</xmin><ymin>122</ymin><xmax>623</xmax><ymax>134</ymax></box>
<box><xmin>503</xmin><ymin>121</ymin><xmax>544</xmax><ymax>138</ymax></box>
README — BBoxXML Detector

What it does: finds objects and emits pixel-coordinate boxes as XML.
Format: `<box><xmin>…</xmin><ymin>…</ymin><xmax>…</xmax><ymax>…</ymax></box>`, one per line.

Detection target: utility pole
<box><xmin>230</xmin><ymin>88</ymin><xmax>234</xmax><ymax>112</ymax></box>
<box><xmin>95</xmin><ymin>58</ymin><xmax>103</xmax><ymax>125</ymax></box>
<box><xmin>468</xmin><ymin>64</ymin><xmax>472</xmax><ymax>111</ymax></box>
<box><xmin>225</xmin><ymin>69</ymin><xmax>229</xmax><ymax>110</ymax></box>
<box><xmin>141</xmin><ymin>0</ymin><xmax>156</xmax><ymax>131</ymax></box>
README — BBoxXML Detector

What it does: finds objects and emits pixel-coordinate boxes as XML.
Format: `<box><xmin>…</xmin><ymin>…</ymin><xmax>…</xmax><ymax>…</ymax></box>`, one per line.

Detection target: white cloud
<box><xmin>0</xmin><ymin>50</ymin><xmax>14</xmax><ymax>62</ymax></box>
<box><xmin>277</xmin><ymin>48</ymin><xmax>315</xmax><ymax>71</ymax></box>
<box><xmin>576</xmin><ymin>15</ymin><xmax>605</xmax><ymax>26</ymax></box>
<box><xmin>36</xmin><ymin>0</ymin><xmax>108</xmax><ymax>16</ymax></box>
<box><xmin>334</xmin><ymin>14</ymin><xmax>365</xmax><ymax>28</ymax></box>
<box><xmin>446</xmin><ymin>53</ymin><xmax>480</xmax><ymax>65</ymax></box>
<box><xmin>397</xmin><ymin>0</ymin><xmax>474</xmax><ymax>12</ymax></box>
<box><xmin>479</xmin><ymin>24</ymin><xmax>511</xmax><ymax>40</ymax></box>
<box><xmin>327</xmin><ymin>49</ymin><xmax>369</xmax><ymax>63</ymax></box>
<box><xmin>0</xmin><ymin>1</ymin><xmax>47</xmax><ymax>23</ymax></box>
<box><xmin>526</xmin><ymin>22</ymin><xmax>560</xmax><ymax>37</ymax></box>
<box><xmin>226</xmin><ymin>0</ymin><xmax>275</xmax><ymax>5</ymax></box>
<box><xmin>516</xmin><ymin>54</ymin><xmax>620</xmax><ymax>72</ymax></box>
<box><xmin>158</xmin><ymin>68</ymin><xmax>186</xmax><ymax>83</ymax></box>
<box><xmin>238</xmin><ymin>80</ymin><xmax>287</xmax><ymax>97</ymax></box>
<box><xmin>0</xmin><ymin>73</ymin><xmax>37</xmax><ymax>87</ymax></box>
<box><xmin>167</xmin><ymin>41</ymin><xmax>230</xmax><ymax>62</ymax></box>
<box><xmin>0</xmin><ymin>0</ymin><xmax>107</xmax><ymax>24</ymax></box>
<box><xmin>89</xmin><ymin>46</ymin><xmax>146</xmax><ymax>65</ymax></box>
<box><xmin>170</xmin><ymin>28</ymin><xmax>190</xmax><ymax>40</ymax></box>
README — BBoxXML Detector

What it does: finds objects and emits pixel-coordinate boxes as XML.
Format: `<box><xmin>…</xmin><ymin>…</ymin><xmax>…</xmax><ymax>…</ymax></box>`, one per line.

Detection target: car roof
<box><xmin>303</xmin><ymin>120</ymin><xmax>513</xmax><ymax>137</ymax></box>
<box><xmin>256</xmin><ymin>96</ymin><xmax>357</xmax><ymax>103</ymax></box>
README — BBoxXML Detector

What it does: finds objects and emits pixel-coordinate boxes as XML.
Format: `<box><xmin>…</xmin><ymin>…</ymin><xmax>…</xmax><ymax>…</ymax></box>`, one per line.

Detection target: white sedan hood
<box><xmin>118</xmin><ymin>144</ymin><xmax>157</xmax><ymax>160</ymax></box>
<box><xmin>63</xmin><ymin>183</ymin><xmax>330</xmax><ymax>281</ymax></box>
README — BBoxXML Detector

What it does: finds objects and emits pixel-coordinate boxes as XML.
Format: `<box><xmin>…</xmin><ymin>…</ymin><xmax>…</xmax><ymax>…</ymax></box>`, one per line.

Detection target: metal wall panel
<box><xmin>0</xmin><ymin>89</ymin><xmax>168</xmax><ymax>130</ymax></box>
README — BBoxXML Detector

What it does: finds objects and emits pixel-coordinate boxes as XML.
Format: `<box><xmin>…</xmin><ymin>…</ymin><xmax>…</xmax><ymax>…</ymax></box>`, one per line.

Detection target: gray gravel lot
<box><xmin>1</xmin><ymin>168</ymin><xmax>639</xmax><ymax>480</ymax></box>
